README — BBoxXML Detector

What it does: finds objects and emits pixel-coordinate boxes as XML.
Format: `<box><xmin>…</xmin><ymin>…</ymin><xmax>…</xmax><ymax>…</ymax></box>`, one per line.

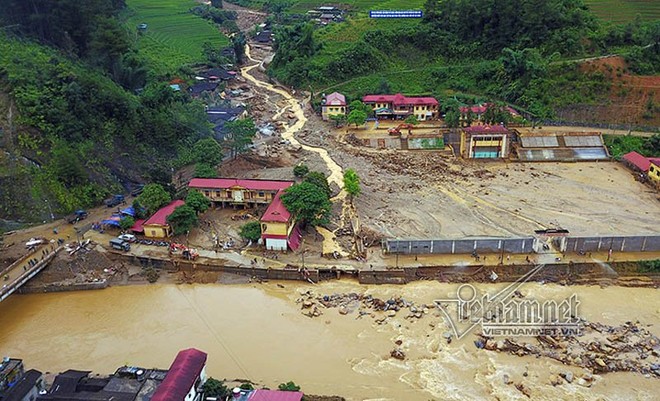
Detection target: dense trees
<box><xmin>137</xmin><ymin>184</ymin><xmax>172</xmax><ymax>215</ymax></box>
<box><xmin>167</xmin><ymin>204</ymin><xmax>198</xmax><ymax>235</ymax></box>
<box><xmin>343</xmin><ymin>169</ymin><xmax>361</xmax><ymax>199</ymax></box>
<box><xmin>281</xmin><ymin>182</ymin><xmax>332</xmax><ymax>227</ymax></box>
<box><xmin>239</xmin><ymin>221</ymin><xmax>262</xmax><ymax>242</ymax></box>
<box><xmin>293</xmin><ymin>164</ymin><xmax>309</xmax><ymax>178</ymax></box>
<box><xmin>304</xmin><ymin>171</ymin><xmax>332</xmax><ymax>197</ymax></box>
<box><xmin>186</xmin><ymin>190</ymin><xmax>210</xmax><ymax>214</ymax></box>
<box><xmin>224</xmin><ymin>118</ymin><xmax>257</xmax><ymax>158</ymax></box>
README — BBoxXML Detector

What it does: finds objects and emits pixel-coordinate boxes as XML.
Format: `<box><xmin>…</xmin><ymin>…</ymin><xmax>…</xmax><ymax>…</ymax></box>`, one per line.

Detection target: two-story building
<box><xmin>622</xmin><ymin>151</ymin><xmax>660</xmax><ymax>189</ymax></box>
<box><xmin>649</xmin><ymin>158</ymin><xmax>660</xmax><ymax>187</ymax></box>
<box><xmin>460</xmin><ymin>125</ymin><xmax>511</xmax><ymax>158</ymax></box>
<box><xmin>362</xmin><ymin>93</ymin><xmax>439</xmax><ymax>121</ymax></box>
<box><xmin>321</xmin><ymin>92</ymin><xmax>346</xmax><ymax>121</ymax></box>
<box><xmin>142</xmin><ymin>200</ymin><xmax>185</xmax><ymax>238</ymax></box>
<box><xmin>188</xmin><ymin>178</ymin><xmax>300</xmax><ymax>251</ymax></box>
<box><xmin>151</xmin><ymin>348</ymin><xmax>207</xmax><ymax>401</ymax></box>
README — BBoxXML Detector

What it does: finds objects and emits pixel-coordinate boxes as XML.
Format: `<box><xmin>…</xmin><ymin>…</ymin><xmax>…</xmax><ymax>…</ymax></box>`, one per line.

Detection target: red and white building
<box><xmin>362</xmin><ymin>93</ymin><xmax>439</xmax><ymax>121</ymax></box>
<box><xmin>152</xmin><ymin>348</ymin><xmax>208</xmax><ymax>401</ymax></box>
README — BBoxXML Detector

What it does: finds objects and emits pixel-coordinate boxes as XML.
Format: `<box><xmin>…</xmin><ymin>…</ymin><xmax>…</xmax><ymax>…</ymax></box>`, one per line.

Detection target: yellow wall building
<box><xmin>321</xmin><ymin>92</ymin><xmax>346</xmax><ymax>121</ymax></box>
<box><xmin>649</xmin><ymin>158</ymin><xmax>660</xmax><ymax>187</ymax></box>
<box><xmin>143</xmin><ymin>200</ymin><xmax>185</xmax><ymax>238</ymax></box>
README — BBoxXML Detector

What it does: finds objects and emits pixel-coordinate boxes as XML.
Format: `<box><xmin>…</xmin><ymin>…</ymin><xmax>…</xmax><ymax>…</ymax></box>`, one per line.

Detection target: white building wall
<box><xmin>266</xmin><ymin>238</ymin><xmax>287</xmax><ymax>251</ymax></box>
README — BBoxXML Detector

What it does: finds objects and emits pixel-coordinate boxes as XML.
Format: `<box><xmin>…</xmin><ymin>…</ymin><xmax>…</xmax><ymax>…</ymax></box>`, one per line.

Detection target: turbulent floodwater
<box><xmin>0</xmin><ymin>281</ymin><xmax>658</xmax><ymax>400</ymax></box>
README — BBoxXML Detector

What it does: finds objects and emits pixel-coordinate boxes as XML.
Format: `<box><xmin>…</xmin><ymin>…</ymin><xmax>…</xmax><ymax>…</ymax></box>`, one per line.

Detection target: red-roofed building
<box><xmin>143</xmin><ymin>200</ymin><xmax>185</xmax><ymax>238</ymax></box>
<box><xmin>362</xmin><ymin>93</ymin><xmax>439</xmax><ymax>121</ymax></box>
<box><xmin>152</xmin><ymin>348</ymin><xmax>207</xmax><ymax>401</ymax></box>
<box><xmin>321</xmin><ymin>92</ymin><xmax>346</xmax><ymax>121</ymax></box>
<box><xmin>649</xmin><ymin>158</ymin><xmax>660</xmax><ymax>187</ymax></box>
<box><xmin>188</xmin><ymin>178</ymin><xmax>296</xmax><ymax>251</ymax></box>
<box><xmin>459</xmin><ymin>103</ymin><xmax>519</xmax><ymax>124</ymax></box>
<box><xmin>249</xmin><ymin>389</ymin><xmax>303</xmax><ymax>401</ymax></box>
<box><xmin>460</xmin><ymin>125</ymin><xmax>511</xmax><ymax>158</ymax></box>
<box><xmin>622</xmin><ymin>151</ymin><xmax>651</xmax><ymax>172</ymax></box>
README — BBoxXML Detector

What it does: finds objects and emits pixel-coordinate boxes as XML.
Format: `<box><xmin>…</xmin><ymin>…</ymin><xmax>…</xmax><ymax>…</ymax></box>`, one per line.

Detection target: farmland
<box><xmin>123</xmin><ymin>0</ymin><xmax>229</xmax><ymax>75</ymax></box>
<box><xmin>584</xmin><ymin>0</ymin><xmax>660</xmax><ymax>23</ymax></box>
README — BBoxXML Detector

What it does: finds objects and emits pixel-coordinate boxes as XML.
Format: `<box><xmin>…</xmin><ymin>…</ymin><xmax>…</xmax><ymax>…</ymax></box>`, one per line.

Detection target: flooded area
<box><xmin>1</xmin><ymin>281</ymin><xmax>658</xmax><ymax>400</ymax></box>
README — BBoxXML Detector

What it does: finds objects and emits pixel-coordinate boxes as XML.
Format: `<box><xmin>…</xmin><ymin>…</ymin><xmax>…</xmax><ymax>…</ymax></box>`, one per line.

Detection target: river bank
<box><xmin>1</xmin><ymin>281</ymin><xmax>658</xmax><ymax>401</ymax></box>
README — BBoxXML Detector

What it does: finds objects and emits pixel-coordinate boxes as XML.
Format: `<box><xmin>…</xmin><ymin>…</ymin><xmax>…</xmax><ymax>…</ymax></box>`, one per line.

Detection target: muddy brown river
<box><xmin>0</xmin><ymin>281</ymin><xmax>658</xmax><ymax>400</ymax></box>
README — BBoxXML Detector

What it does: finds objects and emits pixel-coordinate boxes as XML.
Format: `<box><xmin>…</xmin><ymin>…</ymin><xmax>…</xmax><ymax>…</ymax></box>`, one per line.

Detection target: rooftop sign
<box><xmin>369</xmin><ymin>10</ymin><xmax>423</xmax><ymax>18</ymax></box>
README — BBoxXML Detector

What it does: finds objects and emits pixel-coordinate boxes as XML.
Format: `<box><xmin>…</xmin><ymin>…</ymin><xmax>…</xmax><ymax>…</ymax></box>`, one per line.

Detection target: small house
<box><xmin>321</xmin><ymin>92</ymin><xmax>346</xmax><ymax>121</ymax></box>
<box><xmin>151</xmin><ymin>349</ymin><xmax>207</xmax><ymax>401</ymax></box>
<box><xmin>188</xmin><ymin>82</ymin><xmax>219</xmax><ymax>98</ymax></box>
<box><xmin>143</xmin><ymin>200</ymin><xmax>185</xmax><ymax>238</ymax></box>
<box><xmin>460</xmin><ymin>125</ymin><xmax>511</xmax><ymax>158</ymax></box>
<box><xmin>649</xmin><ymin>158</ymin><xmax>660</xmax><ymax>187</ymax></box>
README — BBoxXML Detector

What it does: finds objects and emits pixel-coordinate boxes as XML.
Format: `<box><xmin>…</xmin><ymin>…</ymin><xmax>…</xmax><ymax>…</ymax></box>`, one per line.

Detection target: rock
<box><xmin>496</xmin><ymin>340</ymin><xmax>506</xmax><ymax>350</ymax></box>
<box><xmin>302</xmin><ymin>301</ymin><xmax>313</xmax><ymax>309</ymax></box>
<box><xmin>474</xmin><ymin>339</ymin><xmax>486</xmax><ymax>349</ymax></box>
<box><xmin>395</xmin><ymin>339</ymin><xmax>403</xmax><ymax>346</ymax></box>
<box><xmin>550</xmin><ymin>375</ymin><xmax>563</xmax><ymax>386</ymax></box>
<box><xmin>390</xmin><ymin>348</ymin><xmax>406</xmax><ymax>360</ymax></box>
<box><xmin>577</xmin><ymin>378</ymin><xmax>592</xmax><ymax>388</ymax></box>
<box><xmin>560</xmin><ymin>371</ymin><xmax>574</xmax><ymax>383</ymax></box>
<box><xmin>515</xmin><ymin>383</ymin><xmax>531</xmax><ymax>398</ymax></box>
<box><xmin>338</xmin><ymin>307</ymin><xmax>349</xmax><ymax>315</ymax></box>
<box><xmin>502</xmin><ymin>374</ymin><xmax>512</xmax><ymax>385</ymax></box>
<box><xmin>595</xmin><ymin>358</ymin><xmax>606</xmax><ymax>367</ymax></box>
<box><xmin>387</xmin><ymin>310</ymin><xmax>397</xmax><ymax>317</ymax></box>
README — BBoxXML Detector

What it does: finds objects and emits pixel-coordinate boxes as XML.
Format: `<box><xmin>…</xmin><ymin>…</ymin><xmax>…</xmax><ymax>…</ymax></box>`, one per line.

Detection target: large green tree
<box><xmin>304</xmin><ymin>171</ymin><xmax>332</xmax><ymax>197</ymax></box>
<box><xmin>137</xmin><ymin>184</ymin><xmax>172</xmax><ymax>215</ymax></box>
<box><xmin>186</xmin><ymin>190</ymin><xmax>210</xmax><ymax>214</ymax></box>
<box><xmin>347</xmin><ymin>110</ymin><xmax>367</xmax><ymax>127</ymax></box>
<box><xmin>224</xmin><ymin>118</ymin><xmax>256</xmax><ymax>158</ymax></box>
<box><xmin>281</xmin><ymin>182</ymin><xmax>332</xmax><ymax>226</ymax></box>
<box><xmin>343</xmin><ymin>169</ymin><xmax>361</xmax><ymax>199</ymax></box>
<box><xmin>166</xmin><ymin>204</ymin><xmax>198</xmax><ymax>235</ymax></box>
<box><xmin>193</xmin><ymin>138</ymin><xmax>224</xmax><ymax>166</ymax></box>
<box><xmin>239</xmin><ymin>221</ymin><xmax>262</xmax><ymax>242</ymax></box>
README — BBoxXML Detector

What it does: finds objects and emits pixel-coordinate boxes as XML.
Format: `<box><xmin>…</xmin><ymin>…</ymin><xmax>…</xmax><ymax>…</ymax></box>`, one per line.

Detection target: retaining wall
<box><xmin>385</xmin><ymin>238</ymin><xmax>535</xmax><ymax>254</ymax></box>
<box><xmin>561</xmin><ymin>235</ymin><xmax>660</xmax><ymax>253</ymax></box>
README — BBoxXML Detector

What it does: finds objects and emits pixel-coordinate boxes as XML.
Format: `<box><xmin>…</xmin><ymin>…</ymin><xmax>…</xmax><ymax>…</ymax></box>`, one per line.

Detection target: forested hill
<box><xmin>0</xmin><ymin>0</ymin><xmax>215</xmax><ymax>226</ymax></box>
<box><xmin>266</xmin><ymin>0</ymin><xmax>659</xmax><ymax>121</ymax></box>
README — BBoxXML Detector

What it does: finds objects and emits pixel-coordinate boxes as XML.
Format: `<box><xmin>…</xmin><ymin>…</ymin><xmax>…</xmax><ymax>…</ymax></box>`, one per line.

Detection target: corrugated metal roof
<box><xmin>189</xmin><ymin>178</ymin><xmax>292</xmax><ymax>192</ymax></box>
<box><xmin>564</xmin><ymin>135</ymin><xmax>603</xmax><ymax>147</ymax></box>
<box><xmin>261</xmin><ymin>190</ymin><xmax>290</xmax><ymax>223</ymax></box>
<box><xmin>520</xmin><ymin>136</ymin><xmax>559</xmax><ymax>148</ymax></box>
<box><xmin>362</xmin><ymin>93</ymin><xmax>438</xmax><ymax>106</ymax></box>
<box><xmin>622</xmin><ymin>151</ymin><xmax>650</xmax><ymax>171</ymax></box>
<box><xmin>144</xmin><ymin>200</ymin><xmax>185</xmax><ymax>226</ymax></box>
<box><xmin>151</xmin><ymin>349</ymin><xmax>207</xmax><ymax>401</ymax></box>
<box><xmin>518</xmin><ymin>148</ymin><xmax>608</xmax><ymax>161</ymax></box>
<box><xmin>249</xmin><ymin>389</ymin><xmax>303</xmax><ymax>401</ymax></box>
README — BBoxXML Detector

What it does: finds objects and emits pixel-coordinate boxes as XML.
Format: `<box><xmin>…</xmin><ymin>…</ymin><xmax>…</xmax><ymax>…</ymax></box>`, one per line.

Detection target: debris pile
<box><xmin>296</xmin><ymin>291</ymin><xmax>436</xmax><ymax>323</ymax></box>
<box><xmin>475</xmin><ymin>320</ymin><xmax>660</xmax><ymax>378</ymax></box>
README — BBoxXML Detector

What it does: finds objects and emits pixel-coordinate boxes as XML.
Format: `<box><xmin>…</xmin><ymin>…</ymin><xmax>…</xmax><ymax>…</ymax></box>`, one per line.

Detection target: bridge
<box><xmin>0</xmin><ymin>245</ymin><xmax>62</xmax><ymax>302</ymax></box>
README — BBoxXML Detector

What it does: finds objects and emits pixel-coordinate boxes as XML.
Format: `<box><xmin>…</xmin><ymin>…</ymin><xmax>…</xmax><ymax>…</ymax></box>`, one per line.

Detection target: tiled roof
<box><xmin>463</xmin><ymin>125</ymin><xmax>509</xmax><ymax>134</ymax></box>
<box><xmin>151</xmin><ymin>349</ymin><xmax>207</xmax><ymax>401</ymax></box>
<box><xmin>325</xmin><ymin>92</ymin><xmax>346</xmax><ymax>106</ymax></box>
<box><xmin>362</xmin><ymin>93</ymin><xmax>438</xmax><ymax>106</ymax></box>
<box><xmin>622</xmin><ymin>151</ymin><xmax>651</xmax><ymax>172</ymax></box>
<box><xmin>144</xmin><ymin>200</ymin><xmax>185</xmax><ymax>226</ymax></box>
<box><xmin>261</xmin><ymin>190</ymin><xmax>291</xmax><ymax>223</ymax></box>
<box><xmin>189</xmin><ymin>178</ymin><xmax>293</xmax><ymax>192</ymax></box>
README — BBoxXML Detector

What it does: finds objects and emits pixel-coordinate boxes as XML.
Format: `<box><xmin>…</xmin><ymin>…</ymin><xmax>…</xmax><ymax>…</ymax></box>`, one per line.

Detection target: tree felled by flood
<box><xmin>166</xmin><ymin>204</ymin><xmax>198</xmax><ymax>235</ymax></box>
<box><xmin>239</xmin><ymin>221</ymin><xmax>262</xmax><ymax>242</ymax></box>
<box><xmin>186</xmin><ymin>190</ymin><xmax>210</xmax><ymax>214</ymax></box>
<box><xmin>281</xmin><ymin>182</ymin><xmax>331</xmax><ymax>227</ymax></box>
<box><xmin>137</xmin><ymin>184</ymin><xmax>172</xmax><ymax>215</ymax></box>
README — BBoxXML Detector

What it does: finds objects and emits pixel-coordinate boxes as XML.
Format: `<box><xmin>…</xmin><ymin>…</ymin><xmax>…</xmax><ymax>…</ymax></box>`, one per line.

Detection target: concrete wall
<box><xmin>385</xmin><ymin>238</ymin><xmax>535</xmax><ymax>254</ymax></box>
<box><xmin>561</xmin><ymin>235</ymin><xmax>660</xmax><ymax>253</ymax></box>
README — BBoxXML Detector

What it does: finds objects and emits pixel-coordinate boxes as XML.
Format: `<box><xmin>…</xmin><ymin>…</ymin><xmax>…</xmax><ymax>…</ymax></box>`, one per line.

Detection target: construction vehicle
<box><xmin>169</xmin><ymin>242</ymin><xmax>199</xmax><ymax>261</ymax></box>
<box><xmin>388</xmin><ymin>123</ymin><xmax>415</xmax><ymax>136</ymax></box>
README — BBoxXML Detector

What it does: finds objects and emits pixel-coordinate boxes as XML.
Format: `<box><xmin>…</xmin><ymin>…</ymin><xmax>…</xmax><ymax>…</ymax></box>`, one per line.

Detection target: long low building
<box><xmin>362</xmin><ymin>93</ymin><xmax>439</xmax><ymax>121</ymax></box>
<box><xmin>188</xmin><ymin>178</ymin><xmax>300</xmax><ymax>251</ymax></box>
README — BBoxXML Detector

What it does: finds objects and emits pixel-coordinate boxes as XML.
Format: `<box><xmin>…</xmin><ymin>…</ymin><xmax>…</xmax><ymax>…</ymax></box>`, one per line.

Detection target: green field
<box><xmin>123</xmin><ymin>0</ymin><xmax>229</xmax><ymax>75</ymax></box>
<box><xmin>584</xmin><ymin>0</ymin><xmax>660</xmax><ymax>23</ymax></box>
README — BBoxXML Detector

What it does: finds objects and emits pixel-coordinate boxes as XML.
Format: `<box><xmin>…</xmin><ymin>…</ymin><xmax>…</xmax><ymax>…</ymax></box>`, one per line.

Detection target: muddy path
<box><xmin>240</xmin><ymin>45</ymin><xmax>356</xmax><ymax>257</ymax></box>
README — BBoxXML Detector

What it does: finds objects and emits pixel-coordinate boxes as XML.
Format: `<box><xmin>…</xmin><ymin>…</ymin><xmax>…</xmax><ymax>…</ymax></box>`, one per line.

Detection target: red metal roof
<box><xmin>261</xmin><ymin>190</ymin><xmax>291</xmax><ymax>223</ymax></box>
<box><xmin>463</xmin><ymin>125</ymin><xmax>509</xmax><ymax>134</ymax></box>
<box><xmin>189</xmin><ymin>178</ymin><xmax>293</xmax><ymax>192</ymax></box>
<box><xmin>622</xmin><ymin>151</ymin><xmax>650</xmax><ymax>172</ymax></box>
<box><xmin>649</xmin><ymin>157</ymin><xmax>660</xmax><ymax>166</ymax></box>
<box><xmin>459</xmin><ymin>103</ymin><xmax>519</xmax><ymax>116</ymax></box>
<box><xmin>362</xmin><ymin>93</ymin><xmax>438</xmax><ymax>106</ymax></box>
<box><xmin>325</xmin><ymin>92</ymin><xmax>346</xmax><ymax>106</ymax></box>
<box><xmin>151</xmin><ymin>348</ymin><xmax>207</xmax><ymax>401</ymax></box>
<box><xmin>130</xmin><ymin>219</ymin><xmax>145</xmax><ymax>233</ymax></box>
<box><xmin>144</xmin><ymin>200</ymin><xmax>185</xmax><ymax>226</ymax></box>
<box><xmin>249</xmin><ymin>389</ymin><xmax>303</xmax><ymax>401</ymax></box>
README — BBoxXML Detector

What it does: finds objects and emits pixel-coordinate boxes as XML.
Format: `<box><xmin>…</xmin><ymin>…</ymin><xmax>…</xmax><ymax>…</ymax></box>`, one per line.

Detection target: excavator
<box><xmin>388</xmin><ymin>123</ymin><xmax>415</xmax><ymax>136</ymax></box>
<box><xmin>169</xmin><ymin>242</ymin><xmax>199</xmax><ymax>261</ymax></box>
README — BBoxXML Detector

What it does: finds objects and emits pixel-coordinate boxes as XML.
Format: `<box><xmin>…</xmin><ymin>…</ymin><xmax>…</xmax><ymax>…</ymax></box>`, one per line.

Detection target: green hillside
<box><xmin>124</xmin><ymin>0</ymin><xmax>229</xmax><ymax>75</ymax></box>
<box><xmin>584</xmin><ymin>0</ymin><xmax>660</xmax><ymax>23</ymax></box>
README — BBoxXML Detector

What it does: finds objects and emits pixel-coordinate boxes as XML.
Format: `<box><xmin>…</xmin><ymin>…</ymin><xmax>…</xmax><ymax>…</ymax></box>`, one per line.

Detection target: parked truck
<box><xmin>65</xmin><ymin>210</ymin><xmax>88</xmax><ymax>224</ymax></box>
<box><xmin>104</xmin><ymin>194</ymin><xmax>125</xmax><ymax>207</ymax></box>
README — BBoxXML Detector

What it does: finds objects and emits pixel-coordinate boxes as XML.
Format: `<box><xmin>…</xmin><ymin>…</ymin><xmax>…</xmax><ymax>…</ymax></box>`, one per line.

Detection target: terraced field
<box><xmin>584</xmin><ymin>0</ymin><xmax>660</xmax><ymax>23</ymax></box>
<box><xmin>124</xmin><ymin>0</ymin><xmax>229</xmax><ymax>75</ymax></box>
